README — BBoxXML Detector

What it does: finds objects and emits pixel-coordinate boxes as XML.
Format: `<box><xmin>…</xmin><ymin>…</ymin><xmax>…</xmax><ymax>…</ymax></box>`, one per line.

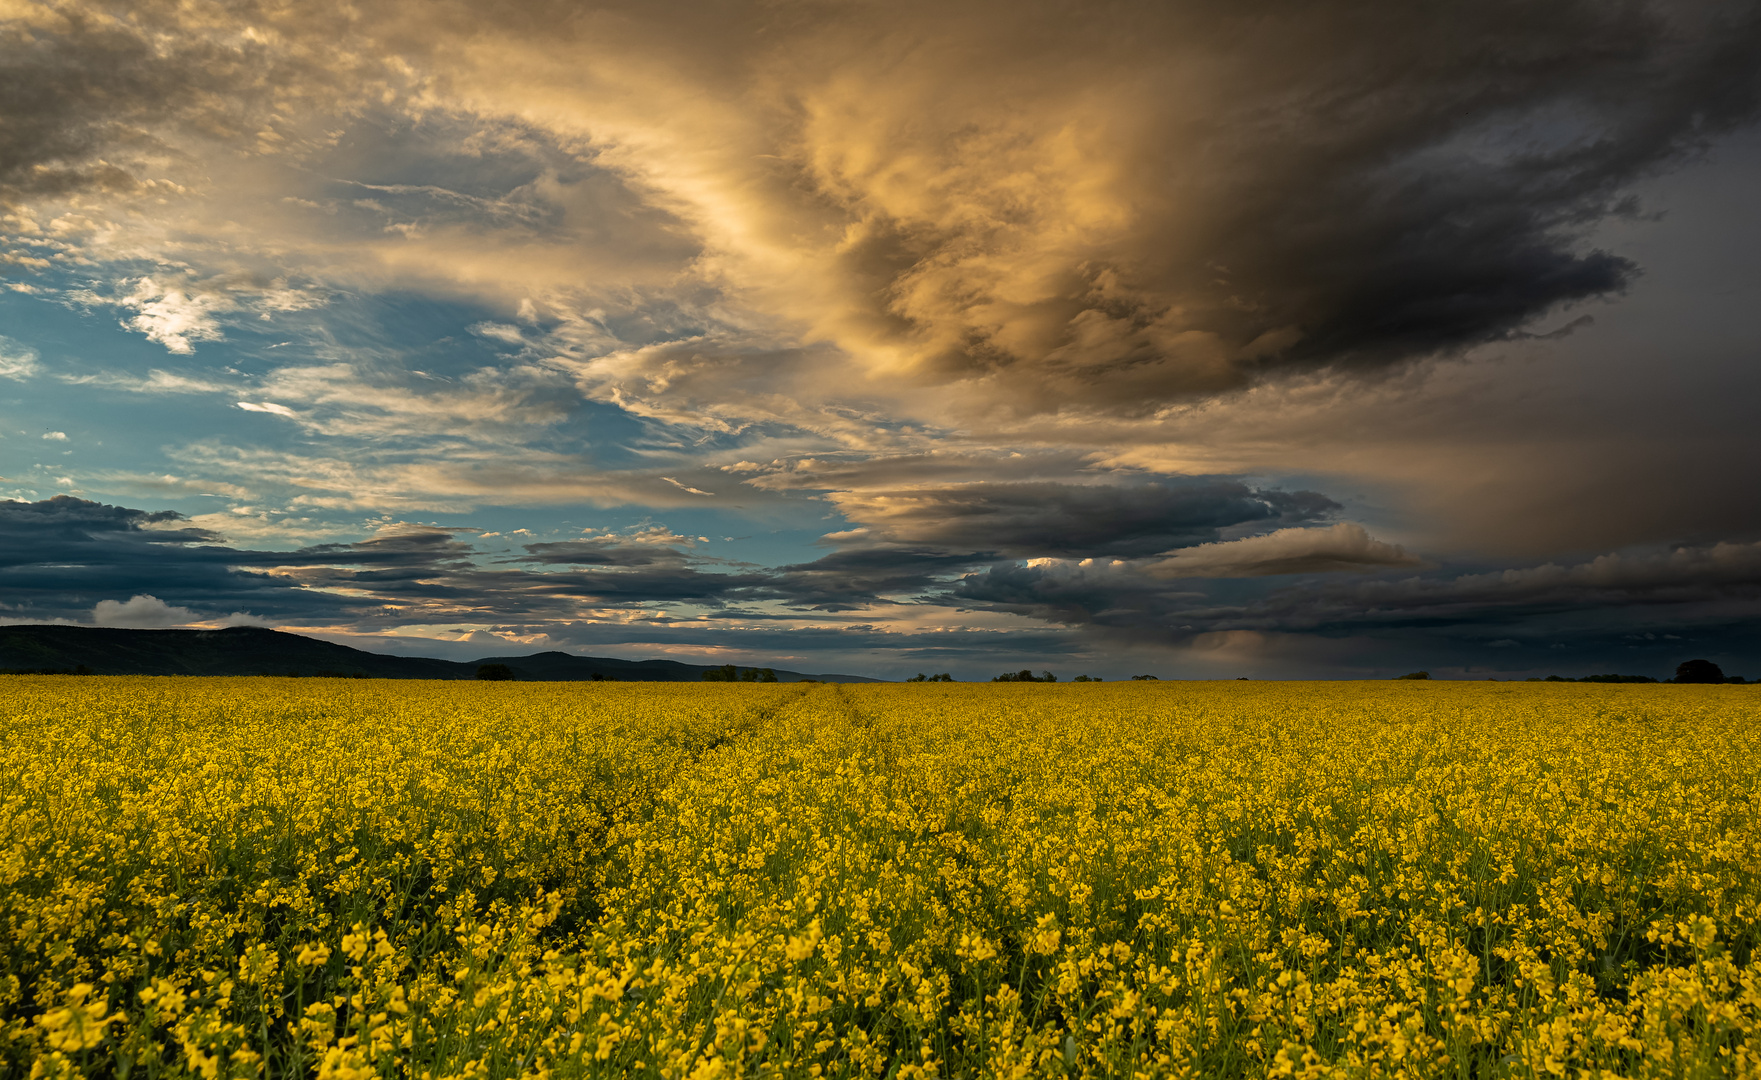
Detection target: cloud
<box><xmin>822</xmin><ymin>480</ymin><xmax>1338</xmax><ymax>559</ymax></box>
<box><xmin>8</xmin><ymin>0</ymin><xmax>1756</xmax><ymax>416</ymax></box>
<box><xmin>408</xmin><ymin>0</ymin><xmax>1761</xmax><ymax>413</ymax></box>
<box><xmin>1146</xmin><ymin>524</ymin><xmax>1423</xmax><ymax>578</ymax></box>
<box><xmin>469</xmin><ymin>321</ymin><xmax>527</xmax><ymax>345</ymax></box>
<box><xmin>92</xmin><ymin>593</ymin><xmax>197</xmax><ymax>628</ymax></box>
<box><xmin>0</xmin><ymin>495</ymin><xmax>285</xmax><ymax>622</ymax></box>
<box><xmin>1227</xmin><ymin>541</ymin><xmax>1761</xmax><ymax>634</ymax></box>
<box><xmin>41</xmin><ymin>431</ymin><xmax>66</xmax><ymax>441</ymax></box>
<box><xmin>948</xmin><ymin>538</ymin><xmax>1761</xmax><ymax>652</ymax></box>
<box><xmin>118</xmin><ymin>277</ymin><xmax>232</xmax><ymax>353</ymax></box>
<box><xmin>0</xmin><ymin>337</ymin><xmax>38</xmax><ymax>380</ymax></box>
<box><xmin>764</xmin><ymin>548</ymin><xmax>985</xmax><ymax>611</ymax></box>
<box><xmin>660</xmin><ymin>477</ymin><xmax>714</xmax><ymax>496</ymax></box>
<box><xmin>0</xmin><ymin>2</ymin><xmax>395</xmax><ymax>211</ymax></box>
<box><xmin>236</xmin><ymin>402</ymin><xmax>297</xmax><ymax>417</ymax></box>
<box><xmin>247</xmin><ymin>363</ymin><xmax>575</xmax><ymax>441</ymax></box>
<box><xmin>520</xmin><ymin>526</ymin><xmax>702</xmax><ymax>568</ymax></box>
<box><xmin>163</xmin><ymin>441</ymin><xmax>738</xmax><ymax>513</ymax></box>
<box><xmin>58</xmin><ymin>369</ymin><xmax>229</xmax><ymax>394</ymax></box>
<box><xmin>950</xmin><ymin>559</ymin><xmax>1197</xmax><ymax>631</ymax></box>
<box><xmin>2</xmin><ymin>496</ymin><xmax>1756</xmax><ymax>677</ymax></box>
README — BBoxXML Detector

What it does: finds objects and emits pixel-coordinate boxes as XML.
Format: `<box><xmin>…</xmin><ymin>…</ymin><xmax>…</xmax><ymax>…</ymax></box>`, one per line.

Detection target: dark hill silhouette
<box><xmin>0</xmin><ymin>625</ymin><xmax>878</xmax><ymax>682</ymax></box>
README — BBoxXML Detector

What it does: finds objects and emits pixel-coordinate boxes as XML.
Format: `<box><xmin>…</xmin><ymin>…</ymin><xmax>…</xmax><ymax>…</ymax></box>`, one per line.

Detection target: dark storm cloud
<box><xmin>949</xmin><ymin>561</ymin><xmax>1200</xmax><ymax>632</ymax></box>
<box><xmin>983</xmin><ymin>0</ymin><xmax>1761</xmax><ymax>400</ymax></box>
<box><xmin>14</xmin><ymin>1</ymin><xmax>1761</xmax><ymax>405</ymax></box>
<box><xmin>0</xmin><ymin>13</ymin><xmax>181</xmax><ymax>204</ymax></box>
<box><xmin>0</xmin><ymin>495</ymin><xmax>325</xmax><ymax>619</ymax></box>
<box><xmin>1204</xmin><ymin>542</ymin><xmax>1761</xmax><ymax>636</ymax></box>
<box><xmin>1188</xmin><ymin>0</ymin><xmax>1761</xmax><ymax>379</ymax></box>
<box><xmin>507</xmin><ymin>0</ymin><xmax>1761</xmax><ymax>408</ymax></box>
<box><xmin>762</xmin><ymin>548</ymin><xmax>983</xmax><ymax>611</ymax></box>
<box><xmin>827</xmin><ymin>481</ymin><xmax>1338</xmax><ymax>559</ymax></box>
<box><xmin>0</xmin><ymin>498</ymin><xmax>774</xmax><ymax>624</ymax></box>
<box><xmin>0</xmin><ymin>493</ymin><xmax>217</xmax><ymax>552</ymax></box>
<box><xmin>0</xmin><ymin>5</ymin><xmax>373</xmax><ymax>208</ymax></box>
<box><xmin>948</xmin><ymin>539</ymin><xmax>1761</xmax><ymax>648</ymax></box>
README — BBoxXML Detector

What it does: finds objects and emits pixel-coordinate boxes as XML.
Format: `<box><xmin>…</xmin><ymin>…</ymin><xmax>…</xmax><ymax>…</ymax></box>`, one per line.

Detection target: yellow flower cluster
<box><xmin>1</xmin><ymin>677</ymin><xmax>1756</xmax><ymax>1078</ymax></box>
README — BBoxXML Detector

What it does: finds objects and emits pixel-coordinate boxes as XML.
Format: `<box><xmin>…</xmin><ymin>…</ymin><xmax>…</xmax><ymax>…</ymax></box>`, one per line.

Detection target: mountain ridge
<box><xmin>0</xmin><ymin>625</ymin><xmax>880</xmax><ymax>683</ymax></box>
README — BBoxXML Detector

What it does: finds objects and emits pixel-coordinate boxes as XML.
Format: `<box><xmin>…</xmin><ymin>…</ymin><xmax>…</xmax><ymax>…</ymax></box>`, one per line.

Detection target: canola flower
<box><xmin>1</xmin><ymin>676</ymin><xmax>1757</xmax><ymax>1078</ymax></box>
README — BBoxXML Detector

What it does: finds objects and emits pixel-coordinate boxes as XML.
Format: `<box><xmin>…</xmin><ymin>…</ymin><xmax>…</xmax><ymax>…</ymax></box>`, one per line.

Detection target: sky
<box><xmin>2</xmin><ymin>0</ymin><xmax>1760</xmax><ymax>681</ymax></box>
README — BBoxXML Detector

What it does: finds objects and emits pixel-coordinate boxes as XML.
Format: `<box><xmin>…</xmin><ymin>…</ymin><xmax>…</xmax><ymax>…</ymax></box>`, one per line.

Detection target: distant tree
<box><xmin>476</xmin><ymin>663</ymin><xmax>514</xmax><ymax>681</ymax></box>
<box><xmin>992</xmin><ymin>669</ymin><xmax>1056</xmax><ymax>683</ymax></box>
<box><xmin>1396</xmin><ymin>671</ymin><xmax>1430</xmax><ymax>680</ymax></box>
<box><xmin>1674</xmin><ymin>659</ymin><xmax>1726</xmax><ymax>684</ymax></box>
<box><xmin>1130</xmin><ymin>674</ymin><xmax>1159</xmax><ymax>681</ymax></box>
<box><xmin>932</xmin><ymin>673</ymin><xmax>953</xmax><ymax>682</ymax></box>
<box><xmin>702</xmin><ymin>664</ymin><xmax>739</xmax><ymax>682</ymax></box>
<box><xmin>907</xmin><ymin>673</ymin><xmax>928</xmax><ymax>682</ymax></box>
<box><xmin>1071</xmin><ymin>674</ymin><xmax>1103</xmax><ymax>682</ymax></box>
<box><xmin>759</xmin><ymin>668</ymin><xmax>778</xmax><ymax>683</ymax></box>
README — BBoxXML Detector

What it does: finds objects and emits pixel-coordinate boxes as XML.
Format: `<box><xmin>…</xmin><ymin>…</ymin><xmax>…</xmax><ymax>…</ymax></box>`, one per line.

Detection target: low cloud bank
<box><xmin>2</xmin><ymin>496</ymin><xmax>1756</xmax><ymax>677</ymax></box>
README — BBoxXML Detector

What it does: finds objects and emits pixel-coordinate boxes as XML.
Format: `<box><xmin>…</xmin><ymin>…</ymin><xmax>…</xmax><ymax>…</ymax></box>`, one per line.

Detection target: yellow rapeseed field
<box><xmin>1</xmin><ymin>677</ymin><xmax>1757</xmax><ymax>1079</ymax></box>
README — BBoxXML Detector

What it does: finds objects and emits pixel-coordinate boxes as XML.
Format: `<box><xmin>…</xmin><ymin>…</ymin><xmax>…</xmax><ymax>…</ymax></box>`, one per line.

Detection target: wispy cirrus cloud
<box><xmin>0</xmin><ymin>336</ymin><xmax>39</xmax><ymax>379</ymax></box>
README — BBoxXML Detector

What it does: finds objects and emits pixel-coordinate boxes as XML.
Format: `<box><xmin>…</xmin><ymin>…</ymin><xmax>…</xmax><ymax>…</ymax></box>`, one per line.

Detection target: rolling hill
<box><xmin>0</xmin><ymin>625</ymin><xmax>879</xmax><ymax>682</ymax></box>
